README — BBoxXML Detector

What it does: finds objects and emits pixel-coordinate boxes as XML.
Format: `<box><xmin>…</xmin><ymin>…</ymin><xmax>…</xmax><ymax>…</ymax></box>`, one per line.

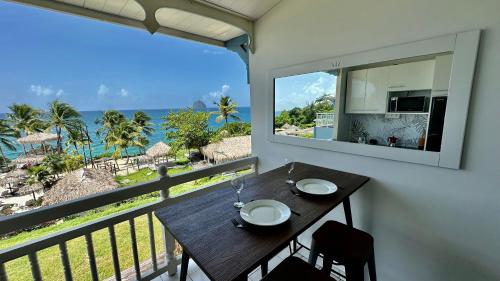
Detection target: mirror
<box><xmin>273</xmin><ymin>54</ymin><xmax>454</xmax><ymax>152</ymax></box>
<box><xmin>274</xmin><ymin>71</ymin><xmax>338</xmax><ymax>140</ymax></box>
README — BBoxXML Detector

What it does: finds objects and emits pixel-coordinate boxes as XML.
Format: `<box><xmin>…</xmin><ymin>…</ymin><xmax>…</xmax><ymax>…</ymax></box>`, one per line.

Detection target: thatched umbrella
<box><xmin>17</xmin><ymin>133</ymin><xmax>58</xmax><ymax>155</ymax></box>
<box><xmin>11</xmin><ymin>155</ymin><xmax>46</xmax><ymax>166</ymax></box>
<box><xmin>147</xmin><ymin>142</ymin><xmax>171</xmax><ymax>158</ymax></box>
<box><xmin>18</xmin><ymin>183</ymin><xmax>44</xmax><ymax>201</ymax></box>
<box><xmin>0</xmin><ymin>169</ymin><xmax>28</xmax><ymax>191</ymax></box>
<box><xmin>146</xmin><ymin>142</ymin><xmax>171</xmax><ymax>165</ymax></box>
<box><xmin>201</xmin><ymin>136</ymin><xmax>251</xmax><ymax>164</ymax></box>
<box><xmin>42</xmin><ymin>168</ymin><xmax>118</xmax><ymax>206</ymax></box>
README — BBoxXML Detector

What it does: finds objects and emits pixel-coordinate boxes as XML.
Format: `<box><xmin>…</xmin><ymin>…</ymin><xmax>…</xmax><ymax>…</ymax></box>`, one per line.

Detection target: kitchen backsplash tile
<box><xmin>350</xmin><ymin>114</ymin><xmax>428</xmax><ymax>148</ymax></box>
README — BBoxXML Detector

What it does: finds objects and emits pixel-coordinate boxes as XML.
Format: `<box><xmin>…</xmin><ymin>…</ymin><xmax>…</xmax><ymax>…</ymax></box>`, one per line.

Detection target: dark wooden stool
<box><xmin>262</xmin><ymin>256</ymin><xmax>334</xmax><ymax>281</ymax></box>
<box><xmin>308</xmin><ymin>220</ymin><xmax>376</xmax><ymax>281</ymax></box>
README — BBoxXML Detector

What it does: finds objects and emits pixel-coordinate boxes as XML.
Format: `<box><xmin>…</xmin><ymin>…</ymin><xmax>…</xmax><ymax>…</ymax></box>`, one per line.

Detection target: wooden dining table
<box><xmin>155</xmin><ymin>162</ymin><xmax>369</xmax><ymax>281</ymax></box>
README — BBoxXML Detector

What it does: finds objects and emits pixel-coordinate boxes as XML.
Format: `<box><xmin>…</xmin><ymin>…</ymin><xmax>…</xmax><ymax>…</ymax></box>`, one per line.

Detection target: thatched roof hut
<box><xmin>17</xmin><ymin>183</ymin><xmax>44</xmax><ymax>196</ymax></box>
<box><xmin>0</xmin><ymin>169</ymin><xmax>28</xmax><ymax>187</ymax></box>
<box><xmin>146</xmin><ymin>142</ymin><xmax>171</xmax><ymax>158</ymax></box>
<box><xmin>11</xmin><ymin>155</ymin><xmax>46</xmax><ymax>166</ymax></box>
<box><xmin>201</xmin><ymin>135</ymin><xmax>251</xmax><ymax>164</ymax></box>
<box><xmin>17</xmin><ymin>133</ymin><xmax>58</xmax><ymax>145</ymax></box>
<box><xmin>42</xmin><ymin>168</ymin><xmax>118</xmax><ymax>206</ymax></box>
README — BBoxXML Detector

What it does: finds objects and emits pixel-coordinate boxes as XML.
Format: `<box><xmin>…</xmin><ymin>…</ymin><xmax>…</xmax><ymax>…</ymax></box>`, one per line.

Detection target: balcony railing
<box><xmin>314</xmin><ymin>112</ymin><xmax>335</xmax><ymax>127</ymax></box>
<box><xmin>0</xmin><ymin>156</ymin><xmax>258</xmax><ymax>281</ymax></box>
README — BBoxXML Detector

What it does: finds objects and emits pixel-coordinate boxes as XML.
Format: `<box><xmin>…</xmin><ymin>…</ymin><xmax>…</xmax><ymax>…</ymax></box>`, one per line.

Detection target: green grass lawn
<box><xmin>0</xmin><ymin>165</ymin><xmax>249</xmax><ymax>281</ymax></box>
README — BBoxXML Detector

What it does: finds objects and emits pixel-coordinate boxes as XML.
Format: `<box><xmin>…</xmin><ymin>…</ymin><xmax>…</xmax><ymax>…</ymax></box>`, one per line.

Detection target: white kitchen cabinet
<box><xmin>345</xmin><ymin>69</ymin><xmax>367</xmax><ymax>113</ymax></box>
<box><xmin>388</xmin><ymin>60</ymin><xmax>435</xmax><ymax>91</ymax></box>
<box><xmin>364</xmin><ymin>66</ymin><xmax>390</xmax><ymax>113</ymax></box>
<box><xmin>432</xmin><ymin>54</ymin><xmax>453</xmax><ymax>91</ymax></box>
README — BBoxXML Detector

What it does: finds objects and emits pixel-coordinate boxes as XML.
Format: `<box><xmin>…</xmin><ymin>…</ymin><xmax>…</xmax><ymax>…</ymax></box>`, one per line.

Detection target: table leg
<box><xmin>261</xmin><ymin>261</ymin><xmax>268</xmax><ymax>276</ymax></box>
<box><xmin>343</xmin><ymin>197</ymin><xmax>353</xmax><ymax>227</ymax></box>
<box><xmin>180</xmin><ymin>252</ymin><xmax>189</xmax><ymax>281</ymax></box>
<box><xmin>234</xmin><ymin>275</ymin><xmax>248</xmax><ymax>281</ymax></box>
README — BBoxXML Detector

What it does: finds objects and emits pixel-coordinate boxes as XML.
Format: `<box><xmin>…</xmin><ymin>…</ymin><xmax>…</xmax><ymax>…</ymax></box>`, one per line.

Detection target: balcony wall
<box><xmin>249</xmin><ymin>0</ymin><xmax>500</xmax><ymax>280</ymax></box>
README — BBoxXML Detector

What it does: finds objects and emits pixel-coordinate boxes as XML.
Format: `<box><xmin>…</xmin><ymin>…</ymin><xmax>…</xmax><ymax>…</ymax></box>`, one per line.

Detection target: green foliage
<box><xmin>63</xmin><ymin>154</ymin><xmax>84</xmax><ymax>172</ymax></box>
<box><xmin>46</xmin><ymin>100</ymin><xmax>82</xmax><ymax>152</ymax></box>
<box><xmin>6</xmin><ymin>103</ymin><xmax>46</xmax><ymax>136</ymax></box>
<box><xmin>212</xmin><ymin>96</ymin><xmax>240</xmax><ymax>123</ymax></box>
<box><xmin>27</xmin><ymin>166</ymin><xmax>55</xmax><ymax>188</ymax></box>
<box><xmin>275</xmin><ymin>94</ymin><xmax>335</xmax><ymax>128</ymax></box>
<box><xmin>163</xmin><ymin>108</ymin><xmax>212</xmax><ymax>152</ymax></box>
<box><xmin>217</xmin><ymin>122</ymin><xmax>251</xmax><ymax>137</ymax></box>
<box><xmin>43</xmin><ymin>153</ymin><xmax>65</xmax><ymax>175</ymax></box>
<box><xmin>0</xmin><ymin>119</ymin><xmax>18</xmax><ymax>160</ymax></box>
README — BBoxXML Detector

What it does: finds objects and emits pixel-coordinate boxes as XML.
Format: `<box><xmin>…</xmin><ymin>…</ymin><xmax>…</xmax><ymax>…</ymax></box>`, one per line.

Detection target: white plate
<box><xmin>296</xmin><ymin>178</ymin><xmax>338</xmax><ymax>195</ymax></box>
<box><xmin>240</xmin><ymin>199</ymin><xmax>291</xmax><ymax>226</ymax></box>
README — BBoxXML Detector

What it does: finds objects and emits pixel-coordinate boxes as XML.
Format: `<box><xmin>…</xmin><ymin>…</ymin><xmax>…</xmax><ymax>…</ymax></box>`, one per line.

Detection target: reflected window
<box><xmin>274</xmin><ymin>71</ymin><xmax>338</xmax><ymax>140</ymax></box>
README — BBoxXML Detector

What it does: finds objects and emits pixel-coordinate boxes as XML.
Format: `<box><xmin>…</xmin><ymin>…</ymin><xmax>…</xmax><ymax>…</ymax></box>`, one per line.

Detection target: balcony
<box><xmin>0</xmin><ymin>157</ymin><xmax>258</xmax><ymax>281</ymax></box>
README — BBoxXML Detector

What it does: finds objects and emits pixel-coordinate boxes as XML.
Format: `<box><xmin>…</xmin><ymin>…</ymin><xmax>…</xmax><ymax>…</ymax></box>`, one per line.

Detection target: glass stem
<box><xmin>237</xmin><ymin>191</ymin><xmax>241</xmax><ymax>202</ymax></box>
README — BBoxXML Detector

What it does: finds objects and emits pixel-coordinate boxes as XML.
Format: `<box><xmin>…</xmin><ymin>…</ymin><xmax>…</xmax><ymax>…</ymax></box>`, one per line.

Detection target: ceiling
<box><xmin>13</xmin><ymin>0</ymin><xmax>282</xmax><ymax>48</ymax></box>
<box><xmin>200</xmin><ymin>0</ymin><xmax>281</xmax><ymax>20</ymax></box>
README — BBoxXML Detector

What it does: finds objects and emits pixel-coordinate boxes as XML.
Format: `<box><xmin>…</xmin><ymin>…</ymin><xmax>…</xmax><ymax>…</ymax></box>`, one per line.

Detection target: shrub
<box><xmin>64</xmin><ymin>154</ymin><xmax>84</xmax><ymax>172</ymax></box>
<box><xmin>217</xmin><ymin>122</ymin><xmax>251</xmax><ymax>137</ymax></box>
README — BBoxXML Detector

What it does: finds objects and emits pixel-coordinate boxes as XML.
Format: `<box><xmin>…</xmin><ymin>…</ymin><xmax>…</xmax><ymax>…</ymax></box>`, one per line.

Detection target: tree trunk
<box><xmin>0</xmin><ymin>146</ymin><xmax>5</xmax><ymax>163</ymax></box>
<box><xmin>84</xmin><ymin>125</ymin><xmax>95</xmax><ymax>168</ymax></box>
<box><xmin>56</xmin><ymin>127</ymin><xmax>62</xmax><ymax>153</ymax></box>
<box><xmin>124</xmin><ymin>148</ymin><xmax>130</xmax><ymax>164</ymax></box>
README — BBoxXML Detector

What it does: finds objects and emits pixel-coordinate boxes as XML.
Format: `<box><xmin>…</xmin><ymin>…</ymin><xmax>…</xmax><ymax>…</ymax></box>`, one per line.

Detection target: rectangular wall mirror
<box><xmin>269</xmin><ymin>31</ymin><xmax>480</xmax><ymax>169</ymax></box>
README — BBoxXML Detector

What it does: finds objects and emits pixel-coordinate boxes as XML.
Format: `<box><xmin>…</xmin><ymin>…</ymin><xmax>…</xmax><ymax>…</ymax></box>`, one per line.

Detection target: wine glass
<box><xmin>231</xmin><ymin>173</ymin><xmax>245</xmax><ymax>208</ymax></box>
<box><xmin>284</xmin><ymin>158</ymin><xmax>295</xmax><ymax>185</ymax></box>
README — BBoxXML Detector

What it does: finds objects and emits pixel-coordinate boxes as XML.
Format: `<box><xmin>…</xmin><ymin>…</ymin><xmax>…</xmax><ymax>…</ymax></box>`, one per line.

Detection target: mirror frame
<box><xmin>267</xmin><ymin>30</ymin><xmax>480</xmax><ymax>169</ymax></box>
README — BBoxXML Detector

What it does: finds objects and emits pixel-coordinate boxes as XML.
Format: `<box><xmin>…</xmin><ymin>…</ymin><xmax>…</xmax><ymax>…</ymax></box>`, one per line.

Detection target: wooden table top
<box><xmin>155</xmin><ymin>162</ymin><xmax>369</xmax><ymax>281</ymax></box>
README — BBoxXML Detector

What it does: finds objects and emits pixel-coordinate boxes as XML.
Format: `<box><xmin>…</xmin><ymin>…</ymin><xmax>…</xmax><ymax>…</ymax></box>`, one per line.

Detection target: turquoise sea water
<box><xmin>0</xmin><ymin>107</ymin><xmax>251</xmax><ymax>160</ymax></box>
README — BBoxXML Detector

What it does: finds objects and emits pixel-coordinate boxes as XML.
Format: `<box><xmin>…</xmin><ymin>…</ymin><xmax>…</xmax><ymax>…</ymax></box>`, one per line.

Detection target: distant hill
<box><xmin>193</xmin><ymin>100</ymin><xmax>207</xmax><ymax>111</ymax></box>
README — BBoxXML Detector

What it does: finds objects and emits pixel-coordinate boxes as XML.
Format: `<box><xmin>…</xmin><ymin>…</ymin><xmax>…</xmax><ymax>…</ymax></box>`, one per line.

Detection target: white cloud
<box><xmin>30</xmin><ymin>84</ymin><xmax>64</xmax><ymax>97</ymax></box>
<box><xmin>204</xmin><ymin>84</ymin><xmax>230</xmax><ymax>103</ymax></box>
<box><xmin>119</xmin><ymin>89</ymin><xmax>129</xmax><ymax>97</ymax></box>
<box><xmin>97</xmin><ymin>84</ymin><xmax>109</xmax><ymax>96</ymax></box>
<box><xmin>275</xmin><ymin>74</ymin><xmax>336</xmax><ymax>111</ymax></box>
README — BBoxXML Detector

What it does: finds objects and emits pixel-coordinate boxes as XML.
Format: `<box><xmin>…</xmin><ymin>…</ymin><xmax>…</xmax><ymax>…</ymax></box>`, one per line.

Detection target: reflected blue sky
<box><xmin>274</xmin><ymin>72</ymin><xmax>337</xmax><ymax>111</ymax></box>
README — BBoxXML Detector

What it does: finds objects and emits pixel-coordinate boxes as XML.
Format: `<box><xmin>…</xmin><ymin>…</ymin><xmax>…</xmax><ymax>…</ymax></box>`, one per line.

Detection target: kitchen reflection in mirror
<box><xmin>274</xmin><ymin>53</ymin><xmax>453</xmax><ymax>152</ymax></box>
<box><xmin>274</xmin><ymin>71</ymin><xmax>338</xmax><ymax>140</ymax></box>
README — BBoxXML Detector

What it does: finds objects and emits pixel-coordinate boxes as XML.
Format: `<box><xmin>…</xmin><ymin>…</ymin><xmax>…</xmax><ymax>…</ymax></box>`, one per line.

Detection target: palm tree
<box><xmin>133</xmin><ymin>111</ymin><xmax>154</xmax><ymax>136</ymax></box>
<box><xmin>0</xmin><ymin>119</ymin><xmax>17</xmax><ymax>161</ymax></box>
<box><xmin>96</xmin><ymin>110</ymin><xmax>126</xmax><ymax>161</ymax></box>
<box><xmin>107</xmin><ymin>120</ymin><xmax>140</xmax><ymax>172</ymax></box>
<box><xmin>46</xmin><ymin>100</ymin><xmax>82</xmax><ymax>153</ymax></box>
<box><xmin>213</xmin><ymin>96</ymin><xmax>240</xmax><ymax>123</ymax></box>
<box><xmin>66</xmin><ymin>128</ymin><xmax>88</xmax><ymax>166</ymax></box>
<box><xmin>6</xmin><ymin>104</ymin><xmax>44</xmax><ymax>136</ymax></box>
<box><xmin>133</xmin><ymin>111</ymin><xmax>154</xmax><ymax>154</ymax></box>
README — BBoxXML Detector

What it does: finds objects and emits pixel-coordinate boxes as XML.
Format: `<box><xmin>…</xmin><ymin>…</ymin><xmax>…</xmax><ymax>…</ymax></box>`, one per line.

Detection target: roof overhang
<box><xmin>6</xmin><ymin>0</ymin><xmax>255</xmax><ymax>52</ymax></box>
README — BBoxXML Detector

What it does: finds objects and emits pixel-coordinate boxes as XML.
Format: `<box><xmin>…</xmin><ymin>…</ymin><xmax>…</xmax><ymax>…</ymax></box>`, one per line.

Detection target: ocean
<box><xmin>0</xmin><ymin>107</ymin><xmax>251</xmax><ymax>160</ymax></box>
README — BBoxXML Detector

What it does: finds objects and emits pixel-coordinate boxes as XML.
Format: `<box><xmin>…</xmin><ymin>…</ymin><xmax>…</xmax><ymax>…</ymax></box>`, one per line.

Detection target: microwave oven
<box><xmin>388</xmin><ymin>96</ymin><xmax>427</xmax><ymax>112</ymax></box>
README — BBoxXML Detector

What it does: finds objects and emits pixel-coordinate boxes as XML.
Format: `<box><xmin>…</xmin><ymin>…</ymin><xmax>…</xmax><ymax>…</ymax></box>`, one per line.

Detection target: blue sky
<box><xmin>0</xmin><ymin>1</ymin><xmax>249</xmax><ymax>113</ymax></box>
<box><xmin>275</xmin><ymin>72</ymin><xmax>337</xmax><ymax>111</ymax></box>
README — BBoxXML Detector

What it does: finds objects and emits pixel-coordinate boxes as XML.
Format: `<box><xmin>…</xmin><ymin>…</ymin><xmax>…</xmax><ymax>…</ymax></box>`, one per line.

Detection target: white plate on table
<box><xmin>296</xmin><ymin>178</ymin><xmax>338</xmax><ymax>195</ymax></box>
<box><xmin>240</xmin><ymin>199</ymin><xmax>291</xmax><ymax>226</ymax></box>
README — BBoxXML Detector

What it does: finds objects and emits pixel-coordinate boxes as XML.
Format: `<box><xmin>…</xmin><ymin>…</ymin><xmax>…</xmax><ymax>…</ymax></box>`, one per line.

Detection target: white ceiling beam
<box><xmin>136</xmin><ymin>0</ymin><xmax>254</xmax><ymax>52</ymax></box>
<box><xmin>6</xmin><ymin>0</ymin><xmax>226</xmax><ymax>47</ymax></box>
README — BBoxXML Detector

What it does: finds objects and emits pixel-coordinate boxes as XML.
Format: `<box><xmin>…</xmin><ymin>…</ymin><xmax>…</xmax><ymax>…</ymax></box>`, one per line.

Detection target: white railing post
<box><xmin>157</xmin><ymin>165</ymin><xmax>178</xmax><ymax>276</ymax></box>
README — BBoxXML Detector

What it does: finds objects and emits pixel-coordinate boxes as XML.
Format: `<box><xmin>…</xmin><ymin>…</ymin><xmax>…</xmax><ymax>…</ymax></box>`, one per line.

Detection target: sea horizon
<box><xmin>0</xmin><ymin>106</ymin><xmax>252</xmax><ymax>160</ymax></box>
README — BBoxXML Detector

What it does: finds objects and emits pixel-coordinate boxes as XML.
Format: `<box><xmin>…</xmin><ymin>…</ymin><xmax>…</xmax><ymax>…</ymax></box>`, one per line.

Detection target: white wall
<box><xmin>249</xmin><ymin>0</ymin><xmax>500</xmax><ymax>280</ymax></box>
